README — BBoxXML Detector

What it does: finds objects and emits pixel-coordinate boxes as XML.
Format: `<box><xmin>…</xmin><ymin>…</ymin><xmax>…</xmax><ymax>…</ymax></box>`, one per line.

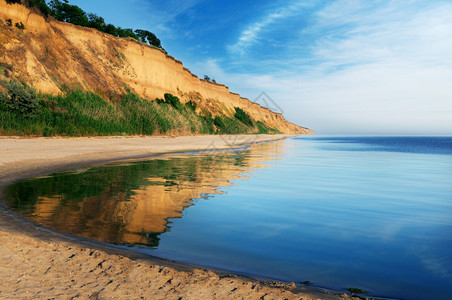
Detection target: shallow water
<box><xmin>3</xmin><ymin>137</ymin><xmax>452</xmax><ymax>300</ymax></box>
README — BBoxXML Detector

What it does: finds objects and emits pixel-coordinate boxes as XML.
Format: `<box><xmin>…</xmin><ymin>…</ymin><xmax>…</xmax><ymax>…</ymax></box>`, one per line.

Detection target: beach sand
<box><xmin>0</xmin><ymin>135</ymin><xmax>354</xmax><ymax>299</ymax></box>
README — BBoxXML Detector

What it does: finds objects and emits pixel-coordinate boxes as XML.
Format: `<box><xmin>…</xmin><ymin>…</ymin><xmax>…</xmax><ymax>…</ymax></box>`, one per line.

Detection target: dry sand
<box><xmin>0</xmin><ymin>135</ymin><xmax>356</xmax><ymax>299</ymax></box>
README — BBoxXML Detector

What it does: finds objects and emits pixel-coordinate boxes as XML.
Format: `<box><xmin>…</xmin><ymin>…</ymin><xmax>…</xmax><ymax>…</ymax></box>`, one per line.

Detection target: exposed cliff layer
<box><xmin>0</xmin><ymin>0</ymin><xmax>312</xmax><ymax>134</ymax></box>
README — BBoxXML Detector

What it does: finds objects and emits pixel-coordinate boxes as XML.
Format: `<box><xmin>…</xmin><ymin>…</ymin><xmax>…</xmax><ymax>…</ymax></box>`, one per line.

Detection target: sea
<box><xmin>3</xmin><ymin>136</ymin><xmax>452</xmax><ymax>300</ymax></box>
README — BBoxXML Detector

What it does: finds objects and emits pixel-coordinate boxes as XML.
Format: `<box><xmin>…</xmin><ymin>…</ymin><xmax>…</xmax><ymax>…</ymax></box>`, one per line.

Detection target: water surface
<box><xmin>3</xmin><ymin>137</ymin><xmax>452</xmax><ymax>300</ymax></box>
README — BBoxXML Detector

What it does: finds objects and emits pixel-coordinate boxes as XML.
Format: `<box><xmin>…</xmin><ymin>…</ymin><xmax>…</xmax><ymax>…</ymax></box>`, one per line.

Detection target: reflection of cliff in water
<box><xmin>3</xmin><ymin>141</ymin><xmax>284</xmax><ymax>247</ymax></box>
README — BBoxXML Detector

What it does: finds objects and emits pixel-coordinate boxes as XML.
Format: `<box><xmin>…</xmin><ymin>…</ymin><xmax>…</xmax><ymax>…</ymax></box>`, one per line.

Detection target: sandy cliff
<box><xmin>0</xmin><ymin>0</ymin><xmax>313</xmax><ymax>134</ymax></box>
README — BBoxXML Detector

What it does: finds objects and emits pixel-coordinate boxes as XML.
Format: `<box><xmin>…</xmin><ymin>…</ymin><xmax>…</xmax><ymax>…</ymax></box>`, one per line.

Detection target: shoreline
<box><xmin>0</xmin><ymin>135</ymin><xmax>353</xmax><ymax>299</ymax></box>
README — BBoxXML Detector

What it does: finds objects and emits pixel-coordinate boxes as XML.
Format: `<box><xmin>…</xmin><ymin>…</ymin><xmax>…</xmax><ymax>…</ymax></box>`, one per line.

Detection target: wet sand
<box><xmin>0</xmin><ymin>135</ymin><xmax>355</xmax><ymax>299</ymax></box>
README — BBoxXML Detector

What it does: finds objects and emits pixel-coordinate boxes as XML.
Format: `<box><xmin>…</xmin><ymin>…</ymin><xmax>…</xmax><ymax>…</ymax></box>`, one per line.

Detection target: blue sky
<box><xmin>70</xmin><ymin>0</ymin><xmax>452</xmax><ymax>135</ymax></box>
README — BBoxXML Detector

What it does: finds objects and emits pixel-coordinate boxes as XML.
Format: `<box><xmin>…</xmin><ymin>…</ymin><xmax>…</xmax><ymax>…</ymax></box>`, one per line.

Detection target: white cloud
<box><xmin>311</xmin><ymin>1</ymin><xmax>452</xmax><ymax>69</ymax></box>
<box><xmin>227</xmin><ymin>2</ymin><xmax>311</xmax><ymax>55</ymax></box>
<box><xmin>217</xmin><ymin>0</ymin><xmax>452</xmax><ymax>134</ymax></box>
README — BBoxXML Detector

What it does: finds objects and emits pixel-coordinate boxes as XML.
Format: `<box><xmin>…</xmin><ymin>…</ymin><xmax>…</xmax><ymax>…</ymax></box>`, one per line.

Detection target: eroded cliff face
<box><xmin>0</xmin><ymin>0</ymin><xmax>313</xmax><ymax>134</ymax></box>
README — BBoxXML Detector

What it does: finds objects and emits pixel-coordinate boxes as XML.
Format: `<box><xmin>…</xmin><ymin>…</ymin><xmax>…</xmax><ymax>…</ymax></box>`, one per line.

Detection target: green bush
<box><xmin>214</xmin><ymin>116</ymin><xmax>225</xmax><ymax>131</ymax></box>
<box><xmin>222</xmin><ymin>116</ymin><xmax>252</xmax><ymax>134</ymax></box>
<box><xmin>234</xmin><ymin>107</ymin><xmax>253</xmax><ymax>126</ymax></box>
<box><xmin>3</xmin><ymin>80</ymin><xmax>40</xmax><ymax>118</ymax></box>
<box><xmin>164</xmin><ymin>93</ymin><xmax>182</xmax><ymax>110</ymax></box>
<box><xmin>15</xmin><ymin>22</ymin><xmax>25</xmax><ymax>29</ymax></box>
<box><xmin>185</xmin><ymin>100</ymin><xmax>197</xmax><ymax>111</ymax></box>
<box><xmin>199</xmin><ymin>115</ymin><xmax>214</xmax><ymax>134</ymax></box>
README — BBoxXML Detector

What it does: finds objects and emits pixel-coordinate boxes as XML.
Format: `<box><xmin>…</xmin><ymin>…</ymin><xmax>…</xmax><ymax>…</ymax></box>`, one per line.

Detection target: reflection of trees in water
<box><xmin>3</xmin><ymin>141</ymin><xmax>283</xmax><ymax>247</ymax></box>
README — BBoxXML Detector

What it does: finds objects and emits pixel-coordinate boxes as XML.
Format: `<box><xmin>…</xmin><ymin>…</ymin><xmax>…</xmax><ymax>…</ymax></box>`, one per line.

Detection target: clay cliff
<box><xmin>0</xmin><ymin>0</ymin><xmax>313</xmax><ymax>134</ymax></box>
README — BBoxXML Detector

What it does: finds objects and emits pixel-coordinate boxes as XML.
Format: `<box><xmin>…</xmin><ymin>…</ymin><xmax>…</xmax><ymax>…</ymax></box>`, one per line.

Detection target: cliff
<box><xmin>0</xmin><ymin>0</ymin><xmax>313</xmax><ymax>134</ymax></box>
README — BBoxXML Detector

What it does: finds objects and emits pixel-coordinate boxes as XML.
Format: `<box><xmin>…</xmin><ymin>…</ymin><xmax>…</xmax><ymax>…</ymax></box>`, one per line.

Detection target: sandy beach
<box><xmin>0</xmin><ymin>135</ymin><xmax>355</xmax><ymax>299</ymax></box>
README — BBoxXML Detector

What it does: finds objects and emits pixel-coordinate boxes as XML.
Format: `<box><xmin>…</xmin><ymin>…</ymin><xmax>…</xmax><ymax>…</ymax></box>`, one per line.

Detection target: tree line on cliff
<box><xmin>5</xmin><ymin>0</ymin><xmax>162</xmax><ymax>49</ymax></box>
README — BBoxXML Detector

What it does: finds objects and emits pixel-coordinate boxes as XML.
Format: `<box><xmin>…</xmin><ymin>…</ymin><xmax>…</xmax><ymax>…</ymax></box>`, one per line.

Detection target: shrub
<box><xmin>200</xmin><ymin>115</ymin><xmax>214</xmax><ymax>134</ymax></box>
<box><xmin>234</xmin><ymin>107</ymin><xmax>253</xmax><ymax>126</ymax></box>
<box><xmin>154</xmin><ymin>98</ymin><xmax>164</xmax><ymax>105</ymax></box>
<box><xmin>15</xmin><ymin>22</ymin><xmax>25</xmax><ymax>30</ymax></box>
<box><xmin>163</xmin><ymin>93</ymin><xmax>182</xmax><ymax>111</ymax></box>
<box><xmin>185</xmin><ymin>100</ymin><xmax>197</xmax><ymax>111</ymax></box>
<box><xmin>0</xmin><ymin>91</ymin><xmax>8</xmax><ymax>109</ymax></box>
<box><xmin>214</xmin><ymin>115</ymin><xmax>225</xmax><ymax>130</ymax></box>
<box><xmin>4</xmin><ymin>80</ymin><xmax>40</xmax><ymax>118</ymax></box>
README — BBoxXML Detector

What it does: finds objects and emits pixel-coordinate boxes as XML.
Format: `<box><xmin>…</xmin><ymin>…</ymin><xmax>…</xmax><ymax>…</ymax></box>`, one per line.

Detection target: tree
<box><xmin>25</xmin><ymin>0</ymin><xmax>51</xmax><ymax>16</ymax></box>
<box><xmin>116</xmin><ymin>27</ymin><xmax>138</xmax><ymax>39</ymax></box>
<box><xmin>145</xmin><ymin>31</ymin><xmax>161</xmax><ymax>48</ymax></box>
<box><xmin>203</xmin><ymin>75</ymin><xmax>210</xmax><ymax>81</ymax></box>
<box><xmin>49</xmin><ymin>0</ymin><xmax>89</xmax><ymax>27</ymax></box>
<box><xmin>87</xmin><ymin>13</ymin><xmax>106</xmax><ymax>31</ymax></box>
<box><xmin>134</xmin><ymin>29</ymin><xmax>162</xmax><ymax>48</ymax></box>
<box><xmin>104</xmin><ymin>23</ymin><xmax>117</xmax><ymax>36</ymax></box>
<box><xmin>134</xmin><ymin>29</ymin><xmax>148</xmax><ymax>43</ymax></box>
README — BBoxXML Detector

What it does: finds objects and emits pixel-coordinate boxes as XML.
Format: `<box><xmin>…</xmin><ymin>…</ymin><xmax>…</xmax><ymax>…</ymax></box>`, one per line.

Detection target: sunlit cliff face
<box><xmin>4</xmin><ymin>141</ymin><xmax>284</xmax><ymax>246</ymax></box>
<box><xmin>0</xmin><ymin>0</ymin><xmax>311</xmax><ymax>134</ymax></box>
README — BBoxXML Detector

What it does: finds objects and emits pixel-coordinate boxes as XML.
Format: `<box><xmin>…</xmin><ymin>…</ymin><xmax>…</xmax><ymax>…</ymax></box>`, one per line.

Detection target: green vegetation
<box><xmin>15</xmin><ymin>21</ymin><xmax>25</xmax><ymax>29</ymax></box>
<box><xmin>185</xmin><ymin>100</ymin><xmax>197</xmax><ymax>112</ymax></box>
<box><xmin>256</xmin><ymin>121</ymin><xmax>280</xmax><ymax>134</ymax></box>
<box><xmin>1</xmin><ymin>81</ymin><xmax>40</xmax><ymax>118</ymax></box>
<box><xmin>5</xmin><ymin>0</ymin><xmax>162</xmax><ymax>49</ymax></box>
<box><xmin>6</xmin><ymin>0</ymin><xmax>52</xmax><ymax>16</ymax></box>
<box><xmin>164</xmin><ymin>93</ymin><xmax>182</xmax><ymax>111</ymax></box>
<box><xmin>134</xmin><ymin>29</ymin><xmax>161</xmax><ymax>49</ymax></box>
<box><xmin>203</xmin><ymin>75</ymin><xmax>216</xmax><ymax>83</ymax></box>
<box><xmin>234</xmin><ymin>106</ymin><xmax>253</xmax><ymax>126</ymax></box>
<box><xmin>347</xmin><ymin>287</ymin><xmax>367</xmax><ymax>294</ymax></box>
<box><xmin>214</xmin><ymin>115</ymin><xmax>255</xmax><ymax>134</ymax></box>
<box><xmin>0</xmin><ymin>81</ymin><xmax>279</xmax><ymax>136</ymax></box>
<box><xmin>48</xmin><ymin>0</ymin><xmax>162</xmax><ymax>48</ymax></box>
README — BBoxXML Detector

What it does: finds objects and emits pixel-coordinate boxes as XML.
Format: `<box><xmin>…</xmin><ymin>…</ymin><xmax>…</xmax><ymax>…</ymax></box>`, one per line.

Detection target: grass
<box><xmin>0</xmin><ymin>81</ymin><xmax>281</xmax><ymax>136</ymax></box>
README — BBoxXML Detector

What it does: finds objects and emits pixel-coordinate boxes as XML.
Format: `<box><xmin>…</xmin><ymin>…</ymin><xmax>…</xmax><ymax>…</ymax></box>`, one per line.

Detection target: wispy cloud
<box><xmin>122</xmin><ymin>0</ymin><xmax>207</xmax><ymax>36</ymax></box>
<box><xmin>311</xmin><ymin>1</ymin><xmax>452</xmax><ymax>70</ymax></box>
<box><xmin>220</xmin><ymin>0</ymin><xmax>452</xmax><ymax>134</ymax></box>
<box><xmin>227</xmin><ymin>2</ymin><xmax>312</xmax><ymax>55</ymax></box>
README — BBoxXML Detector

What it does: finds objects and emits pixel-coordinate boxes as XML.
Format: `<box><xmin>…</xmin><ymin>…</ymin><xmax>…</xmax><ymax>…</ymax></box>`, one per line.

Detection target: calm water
<box><xmin>3</xmin><ymin>137</ymin><xmax>452</xmax><ymax>300</ymax></box>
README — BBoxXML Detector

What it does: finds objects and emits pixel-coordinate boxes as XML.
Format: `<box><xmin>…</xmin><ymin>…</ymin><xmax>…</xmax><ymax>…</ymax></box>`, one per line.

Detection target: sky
<box><xmin>70</xmin><ymin>0</ymin><xmax>452</xmax><ymax>135</ymax></box>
